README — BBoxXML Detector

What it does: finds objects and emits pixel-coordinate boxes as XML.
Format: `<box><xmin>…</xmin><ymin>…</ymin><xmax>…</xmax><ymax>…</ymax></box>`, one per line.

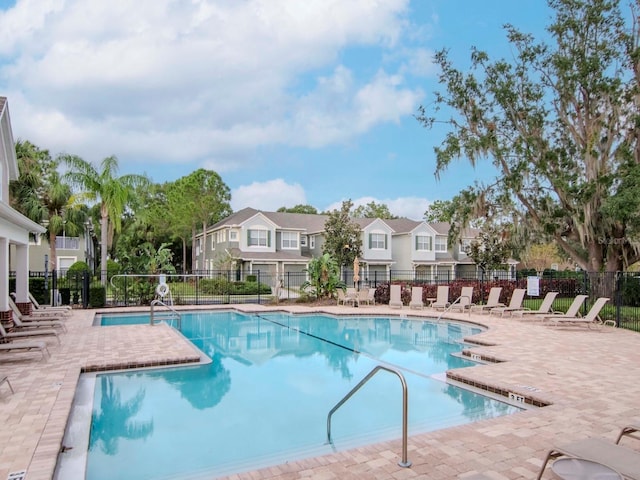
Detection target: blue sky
<box><xmin>0</xmin><ymin>0</ymin><xmax>553</xmax><ymax>219</ymax></box>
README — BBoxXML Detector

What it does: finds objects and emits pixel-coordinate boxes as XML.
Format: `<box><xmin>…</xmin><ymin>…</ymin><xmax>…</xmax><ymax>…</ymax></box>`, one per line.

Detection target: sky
<box><xmin>0</xmin><ymin>0</ymin><xmax>553</xmax><ymax>220</ymax></box>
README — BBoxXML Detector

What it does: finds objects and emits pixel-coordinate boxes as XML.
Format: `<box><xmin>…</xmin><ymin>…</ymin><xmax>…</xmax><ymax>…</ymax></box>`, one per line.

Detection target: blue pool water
<box><xmin>85</xmin><ymin>311</ymin><xmax>521</xmax><ymax>479</ymax></box>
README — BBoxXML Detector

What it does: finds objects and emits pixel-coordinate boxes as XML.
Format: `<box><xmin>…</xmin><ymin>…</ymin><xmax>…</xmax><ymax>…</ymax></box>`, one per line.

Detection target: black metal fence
<box><xmin>12</xmin><ymin>269</ymin><xmax>640</xmax><ymax>332</ymax></box>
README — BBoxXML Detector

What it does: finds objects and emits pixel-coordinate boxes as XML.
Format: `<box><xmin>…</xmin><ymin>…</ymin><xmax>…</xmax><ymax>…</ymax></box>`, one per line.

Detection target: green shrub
<box><xmin>89</xmin><ymin>285</ymin><xmax>106</xmax><ymax>308</ymax></box>
<box><xmin>107</xmin><ymin>259</ymin><xmax>120</xmax><ymax>281</ymax></box>
<box><xmin>67</xmin><ymin>261</ymin><xmax>90</xmax><ymax>277</ymax></box>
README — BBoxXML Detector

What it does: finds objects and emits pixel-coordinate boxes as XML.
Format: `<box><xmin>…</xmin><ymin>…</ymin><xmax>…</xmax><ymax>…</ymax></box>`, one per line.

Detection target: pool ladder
<box><xmin>435</xmin><ymin>294</ymin><xmax>472</xmax><ymax>323</ymax></box>
<box><xmin>326</xmin><ymin>365</ymin><xmax>412</xmax><ymax>468</ymax></box>
<box><xmin>150</xmin><ymin>299</ymin><xmax>182</xmax><ymax>330</ymax></box>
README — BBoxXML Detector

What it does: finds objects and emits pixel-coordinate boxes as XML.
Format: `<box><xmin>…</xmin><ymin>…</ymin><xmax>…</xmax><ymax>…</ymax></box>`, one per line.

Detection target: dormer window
<box><xmin>369</xmin><ymin>233</ymin><xmax>387</xmax><ymax>249</ymax></box>
<box><xmin>415</xmin><ymin>235</ymin><xmax>432</xmax><ymax>251</ymax></box>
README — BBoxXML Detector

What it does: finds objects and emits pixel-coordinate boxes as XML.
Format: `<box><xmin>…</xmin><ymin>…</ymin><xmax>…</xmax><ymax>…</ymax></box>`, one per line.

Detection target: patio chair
<box><xmin>367</xmin><ymin>288</ymin><xmax>376</xmax><ymax>305</ymax></box>
<box><xmin>336</xmin><ymin>289</ymin><xmax>354</xmax><ymax>306</ymax></box>
<box><xmin>511</xmin><ymin>291</ymin><xmax>559</xmax><ymax>318</ymax></box>
<box><xmin>28</xmin><ymin>292</ymin><xmax>72</xmax><ymax>315</ymax></box>
<box><xmin>0</xmin><ymin>319</ymin><xmax>60</xmax><ymax>344</ymax></box>
<box><xmin>490</xmin><ymin>288</ymin><xmax>526</xmax><ymax>317</ymax></box>
<box><xmin>355</xmin><ymin>288</ymin><xmax>371</xmax><ymax>306</ymax></box>
<box><xmin>389</xmin><ymin>284</ymin><xmax>403</xmax><ymax>309</ymax></box>
<box><xmin>430</xmin><ymin>286</ymin><xmax>450</xmax><ymax>310</ymax></box>
<box><xmin>536</xmin><ymin>437</ymin><xmax>640</xmax><ymax>480</ymax></box>
<box><xmin>544</xmin><ymin>297</ymin><xmax>614</xmax><ymax>328</ymax></box>
<box><xmin>540</xmin><ymin>294</ymin><xmax>588</xmax><ymax>322</ymax></box>
<box><xmin>409</xmin><ymin>287</ymin><xmax>424</xmax><ymax>309</ymax></box>
<box><xmin>9</xmin><ymin>299</ymin><xmax>67</xmax><ymax>332</ymax></box>
<box><xmin>449</xmin><ymin>286</ymin><xmax>474</xmax><ymax>313</ymax></box>
<box><xmin>469</xmin><ymin>287</ymin><xmax>503</xmax><ymax>314</ymax></box>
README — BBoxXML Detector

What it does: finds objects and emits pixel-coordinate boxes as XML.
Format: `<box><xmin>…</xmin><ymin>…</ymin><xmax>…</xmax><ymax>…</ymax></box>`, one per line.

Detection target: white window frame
<box><xmin>248</xmin><ymin>229</ymin><xmax>268</xmax><ymax>247</ymax></box>
<box><xmin>435</xmin><ymin>237</ymin><xmax>447</xmax><ymax>252</ymax></box>
<box><xmin>300</xmin><ymin>235</ymin><xmax>307</xmax><ymax>247</ymax></box>
<box><xmin>370</xmin><ymin>233</ymin><xmax>386</xmax><ymax>250</ymax></box>
<box><xmin>281</xmin><ymin>232</ymin><xmax>298</xmax><ymax>249</ymax></box>
<box><xmin>229</xmin><ymin>230</ymin><xmax>238</xmax><ymax>241</ymax></box>
<box><xmin>310</xmin><ymin>236</ymin><xmax>315</xmax><ymax>249</ymax></box>
<box><xmin>416</xmin><ymin>235</ymin><xmax>432</xmax><ymax>251</ymax></box>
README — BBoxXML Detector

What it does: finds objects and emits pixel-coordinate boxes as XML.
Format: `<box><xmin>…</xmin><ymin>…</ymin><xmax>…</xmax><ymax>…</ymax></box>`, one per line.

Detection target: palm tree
<box><xmin>63</xmin><ymin>155</ymin><xmax>150</xmax><ymax>284</ymax></box>
<box><xmin>10</xmin><ymin>141</ymin><xmax>86</xmax><ymax>271</ymax></box>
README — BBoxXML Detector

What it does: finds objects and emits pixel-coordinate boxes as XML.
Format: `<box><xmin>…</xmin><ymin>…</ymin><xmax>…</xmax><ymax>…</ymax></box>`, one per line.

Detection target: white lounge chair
<box><xmin>490</xmin><ymin>288</ymin><xmax>526</xmax><ymax>316</ymax></box>
<box><xmin>9</xmin><ymin>299</ymin><xmax>67</xmax><ymax>332</ymax></box>
<box><xmin>450</xmin><ymin>286</ymin><xmax>474</xmax><ymax>313</ymax></box>
<box><xmin>0</xmin><ymin>318</ymin><xmax>60</xmax><ymax>344</ymax></box>
<box><xmin>469</xmin><ymin>287</ymin><xmax>503</xmax><ymax>314</ymax></box>
<box><xmin>409</xmin><ymin>287</ymin><xmax>424</xmax><ymax>309</ymax></box>
<box><xmin>367</xmin><ymin>288</ymin><xmax>376</xmax><ymax>305</ymax></box>
<box><xmin>536</xmin><ymin>437</ymin><xmax>640</xmax><ymax>480</ymax></box>
<box><xmin>541</xmin><ymin>294</ymin><xmax>588</xmax><ymax>321</ymax></box>
<box><xmin>512</xmin><ymin>291</ymin><xmax>559</xmax><ymax>318</ymax></box>
<box><xmin>430</xmin><ymin>286</ymin><xmax>450</xmax><ymax>310</ymax></box>
<box><xmin>0</xmin><ymin>340</ymin><xmax>49</xmax><ymax>360</ymax></box>
<box><xmin>28</xmin><ymin>292</ymin><xmax>72</xmax><ymax>315</ymax></box>
<box><xmin>389</xmin><ymin>285</ymin><xmax>403</xmax><ymax>309</ymax></box>
<box><xmin>545</xmin><ymin>297</ymin><xmax>613</xmax><ymax>328</ymax></box>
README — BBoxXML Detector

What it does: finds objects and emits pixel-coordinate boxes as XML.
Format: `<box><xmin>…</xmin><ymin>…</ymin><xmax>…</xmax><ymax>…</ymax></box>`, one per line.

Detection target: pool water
<box><xmin>83</xmin><ymin>311</ymin><xmax>521</xmax><ymax>479</ymax></box>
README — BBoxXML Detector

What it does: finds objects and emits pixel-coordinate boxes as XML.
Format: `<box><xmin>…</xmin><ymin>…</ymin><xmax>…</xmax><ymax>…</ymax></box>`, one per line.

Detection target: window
<box><xmin>310</xmin><ymin>236</ymin><xmax>315</xmax><ymax>248</ymax></box>
<box><xmin>248</xmin><ymin>229</ymin><xmax>269</xmax><ymax>247</ymax></box>
<box><xmin>435</xmin><ymin>237</ymin><xmax>447</xmax><ymax>252</ymax></box>
<box><xmin>55</xmin><ymin>237</ymin><xmax>79</xmax><ymax>250</ymax></box>
<box><xmin>460</xmin><ymin>239</ymin><xmax>473</xmax><ymax>255</ymax></box>
<box><xmin>211</xmin><ymin>236</ymin><xmax>215</xmax><ymax>250</ymax></box>
<box><xmin>300</xmin><ymin>235</ymin><xmax>307</xmax><ymax>247</ymax></box>
<box><xmin>196</xmin><ymin>238</ymin><xmax>202</xmax><ymax>255</ymax></box>
<box><xmin>281</xmin><ymin>232</ymin><xmax>298</xmax><ymax>249</ymax></box>
<box><xmin>415</xmin><ymin>235</ymin><xmax>432</xmax><ymax>251</ymax></box>
<box><xmin>369</xmin><ymin>233</ymin><xmax>386</xmax><ymax>249</ymax></box>
<box><xmin>229</xmin><ymin>230</ymin><xmax>238</xmax><ymax>241</ymax></box>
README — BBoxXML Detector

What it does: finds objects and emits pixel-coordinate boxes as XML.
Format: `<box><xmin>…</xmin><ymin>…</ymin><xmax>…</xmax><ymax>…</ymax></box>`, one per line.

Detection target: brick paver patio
<box><xmin>0</xmin><ymin>304</ymin><xmax>638</xmax><ymax>479</ymax></box>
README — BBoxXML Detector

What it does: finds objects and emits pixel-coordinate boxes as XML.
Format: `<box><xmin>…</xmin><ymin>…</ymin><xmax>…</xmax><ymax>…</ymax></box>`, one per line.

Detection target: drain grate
<box><xmin>7</xmin><ymin>471</ymin><xmax>26</xmax><ymax>480</ymax></box>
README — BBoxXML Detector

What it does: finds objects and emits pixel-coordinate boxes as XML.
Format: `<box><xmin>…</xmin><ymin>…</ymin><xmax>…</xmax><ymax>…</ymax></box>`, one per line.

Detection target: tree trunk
<box><xmin>100</xmin><ymin>208</ymin><xmax>109</xmax><ymax>285</ymax></box>
<box><xmin>49</xmin><ymin>231</ymin><xmax>57</xmax><ymax>271</ymax></box>
<box><xmin>191</xmin><ymin>224</ymin><xmax>197</xmax><ymax>272</ymax></box>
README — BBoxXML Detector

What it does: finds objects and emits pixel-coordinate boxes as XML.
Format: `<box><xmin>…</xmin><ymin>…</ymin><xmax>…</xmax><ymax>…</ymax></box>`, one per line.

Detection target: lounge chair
<box><xmin>536</xmin><ymin>437</ymin><xmax>640</xmax><ymax>480</ymax></box>
<box><xmin>544</xmin><ymin>297</ymin><xmax>614</xmax><ymax>328</ymax></box>
<box><xmin>449</xmin><ymin>286</ymin><xmax>474</xmax><ymax>313</ymax></box>
<box><xmin>511</xmin><ymin>291</ymin><xmax>559</xmax><ymax>318</ymax></box>
<box><xmin>409</xmin><ymin>287</ymin><xmax>424</xmax><ymax>309</ymax></box>
<box><xmin>0</xmin><ymin>339</ymin><xmax>49</xmax><ymax>360</ymax></box>
<box><xmin>430</xmin><ymin>286</ymin><xmax>450</xmax><ymax>310</ymax></box>
<box><xmin>469</xmin><ymin>287</ymin><xmax>503</xmax><ymax>314</ymax></box>
<box><xmin>490</xmin><ymin>288</ymin><xmax>526</xmax><ymax>317</ymax></box>
<box><xmin>616</xmin><ymin>423</ymin><xmax>640</xmax><ymax>445</ymax></box>
<box><xmin>541</xmin><ymin>294</ymin><xmax>588</xmax><ymax>320</ymax></box>
<box><xmin>9</xmin><ymin>299</ymin><xmax>67</xmax><ymax>332</ymax></box>
<box><xmin>389</xmin><ymin>285</ymin><xmax>403</xmax><ymax>309</ymax></box>
<box><xmin>0</xmin><ymin>320</ymin><xmax>60</xmax><ymax>344</ymax></box>
<box><xmin>29</xmin><ymin>291</ymin><xmax>72</xmax><ymax>314</ymax></box>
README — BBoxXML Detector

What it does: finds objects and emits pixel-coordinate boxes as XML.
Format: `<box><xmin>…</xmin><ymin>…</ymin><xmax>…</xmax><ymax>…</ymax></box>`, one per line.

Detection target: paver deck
<box><xmin>0</xmin><ymin>304</ymin><xmax>639</xmax><ymax>479</ymax></box>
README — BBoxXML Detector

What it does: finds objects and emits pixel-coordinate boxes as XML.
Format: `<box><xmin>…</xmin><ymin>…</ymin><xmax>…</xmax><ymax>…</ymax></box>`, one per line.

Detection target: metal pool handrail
<box><xmin>326</xmin><ymin>364</ymin><xmax>412</xmax><ymax>468</ymax></box>
<box><xmin>436</xmin><ymin>294</ymin><xmax>472</xmax><ymax>322</ymax></box>
<box><xmin>150</xmin><ymin>299</ymin><xmax>182</xmax><ymax>330</ymax></box>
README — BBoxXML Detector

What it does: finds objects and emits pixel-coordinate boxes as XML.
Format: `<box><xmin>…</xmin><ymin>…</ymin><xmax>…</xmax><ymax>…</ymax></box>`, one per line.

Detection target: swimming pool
<box><xmin>67</xmin><ymin>311</ymin><xmax>521</xmax><ymax>479</ymax></box>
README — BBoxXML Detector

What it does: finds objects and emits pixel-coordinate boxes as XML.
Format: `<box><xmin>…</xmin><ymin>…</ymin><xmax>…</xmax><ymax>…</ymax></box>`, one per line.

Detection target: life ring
<box><xmin>156</xmin><ymin>282</ymin><xmax>170</xmax><ymax>298</ymax></box>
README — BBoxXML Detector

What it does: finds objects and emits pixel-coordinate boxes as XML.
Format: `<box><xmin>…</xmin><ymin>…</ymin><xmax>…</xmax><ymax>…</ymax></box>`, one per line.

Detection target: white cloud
<box><xmin>231</xmin><ymin>179</ymin><xmax>307</xmax><ymax>212</ymax></box>
<box><xmin>0</xmin><ymin>0</ymin><xmax>421</xmax><ymax>171</ymax></box>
